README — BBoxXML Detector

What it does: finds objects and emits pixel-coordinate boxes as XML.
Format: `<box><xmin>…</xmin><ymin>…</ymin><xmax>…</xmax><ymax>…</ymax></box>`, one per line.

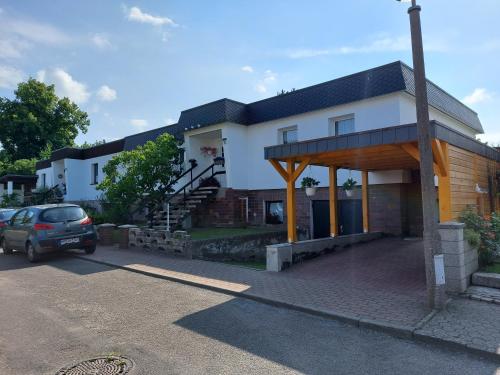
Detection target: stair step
<box><xmin>184</xmin><ymin>199</ymin><xmax>202</xmax><ymax>204</ymax></box>
<box><xmin>186</xmin><ymin>194</ymin><xmax>208</xmax><ymax>199</ymax></box>
<box><xmin>198</xmin><ymin>186</ymin><xmax>219</xmax><ymax>190</ymax></box>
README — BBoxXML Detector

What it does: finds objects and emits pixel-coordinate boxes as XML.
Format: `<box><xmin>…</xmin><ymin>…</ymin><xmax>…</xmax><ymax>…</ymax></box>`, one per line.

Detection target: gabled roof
<box><xmin>179</xmin><ymin>61</ymin><xmax>483</xmax><ymax>133</ymax></box>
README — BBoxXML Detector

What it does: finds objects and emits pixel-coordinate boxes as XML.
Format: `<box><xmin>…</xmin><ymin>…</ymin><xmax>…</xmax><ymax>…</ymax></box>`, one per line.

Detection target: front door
<box><xmin>338</xmin><ymin>199</ymin><xmax>363</xmax><ymax>235</ymax></box>
<box><xmin>5</xmin><ymin>209</ymin><xmax>28</xmax><ymax>249</ymax></box>
<box><xmin>312</xmin><ymin>200</ymin><xmax>331</xmax><ymax>239</ymax></box>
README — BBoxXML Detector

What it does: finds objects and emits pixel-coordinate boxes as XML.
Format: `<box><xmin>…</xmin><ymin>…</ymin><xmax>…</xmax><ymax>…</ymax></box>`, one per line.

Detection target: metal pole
<box><xmin>406</xmin><ymin>0</ymin><xmax>446</xmax><ymax>309</ymax></box>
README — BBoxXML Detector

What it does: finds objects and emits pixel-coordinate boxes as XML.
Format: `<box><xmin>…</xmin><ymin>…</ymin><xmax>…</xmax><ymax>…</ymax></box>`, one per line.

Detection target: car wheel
<box><xmin>84</xmin><ymin>245</ymin><xmax>96</xmax><ymax>255</ymax></box>
<box><xmin>1</xmin><ymin>238</ymin><xmax>13</xmax><ymax>255</ymax></box>
<box><xmin>26</xmin><ymin>242</ymin><xmax>39</xmax><ymax>263</ymax></box>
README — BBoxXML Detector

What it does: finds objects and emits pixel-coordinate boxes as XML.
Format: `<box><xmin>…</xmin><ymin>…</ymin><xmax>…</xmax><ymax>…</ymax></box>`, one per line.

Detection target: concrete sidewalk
<box><xmin>75</xmin><ymin>244</ymin><xmax>500</xmax><ymax>360</ymax></box>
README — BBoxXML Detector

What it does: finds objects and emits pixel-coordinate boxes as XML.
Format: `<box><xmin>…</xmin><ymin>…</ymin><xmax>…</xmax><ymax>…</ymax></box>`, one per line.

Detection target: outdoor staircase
<box><xmin>145</xmin><ymin>160</ymin><xmax>225</xmax><ymax>230</ymax></box>
<box><xmin>152</xmin><ymin>186</ymin><xmax>220</xmax><ymax>229</ymax></box>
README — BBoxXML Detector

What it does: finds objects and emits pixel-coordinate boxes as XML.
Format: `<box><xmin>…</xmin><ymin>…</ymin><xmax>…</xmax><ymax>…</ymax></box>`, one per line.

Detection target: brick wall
<box><xmin>191</xmin><ymin>183</ymin><xmax>423</xmax><ymax>237</ymax></box>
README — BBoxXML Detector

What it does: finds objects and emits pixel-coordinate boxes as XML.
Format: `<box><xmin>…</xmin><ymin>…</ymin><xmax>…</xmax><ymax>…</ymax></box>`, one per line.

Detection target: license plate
<box><xmin>60</xmin><ymin>237</ymin><xmax>80</xmax><ymax>245</ymax></box>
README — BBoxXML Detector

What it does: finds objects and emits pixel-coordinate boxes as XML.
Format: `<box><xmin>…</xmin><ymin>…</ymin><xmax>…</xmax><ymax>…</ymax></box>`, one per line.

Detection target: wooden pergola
<box><xmin>264</xmin><ymin>122</ymin><xmax>498</xmax><ymax>243</ymax></box>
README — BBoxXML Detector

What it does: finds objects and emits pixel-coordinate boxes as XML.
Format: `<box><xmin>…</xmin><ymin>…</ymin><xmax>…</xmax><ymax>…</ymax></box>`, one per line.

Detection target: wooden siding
<box><xmin>448</xmin><ymin>144</ymin><xmax>498</xmax><ymax>219</ymax></box>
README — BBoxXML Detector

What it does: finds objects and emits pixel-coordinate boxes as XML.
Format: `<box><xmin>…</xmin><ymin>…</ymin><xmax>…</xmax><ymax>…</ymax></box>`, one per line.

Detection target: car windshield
<box><xmin>0</xmin><ymin>210</ymin><xmax>16</xmax><ymax>220</ymax></box>
<box><xmin>40</xmin><ymin>207</ymin><xmax>86</xmax><ymax>223</ymax></box>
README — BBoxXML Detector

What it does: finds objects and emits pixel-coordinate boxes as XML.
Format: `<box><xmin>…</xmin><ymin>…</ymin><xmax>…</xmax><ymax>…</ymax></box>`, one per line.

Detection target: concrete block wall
<box><xmin>439</xmin><ymin>222</ymin><xmax>479</xmax><ymax>293</ymax></box>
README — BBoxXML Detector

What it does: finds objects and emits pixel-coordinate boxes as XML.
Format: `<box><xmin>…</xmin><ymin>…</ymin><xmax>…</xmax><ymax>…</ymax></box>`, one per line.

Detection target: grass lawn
<box><xmin>188</xmin><ymin>227</ymin><xmax>281</xmax><ymax>240</ymax></box>
<box><xmin>483</xmin><ymin>262</ymin><xmax>500</xmax><ymax>274</ymax></box>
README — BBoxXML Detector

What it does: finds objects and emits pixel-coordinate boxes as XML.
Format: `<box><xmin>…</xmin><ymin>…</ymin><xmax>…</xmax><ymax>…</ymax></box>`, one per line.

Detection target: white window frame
<box><xmin>278</xmin><ymin>125</ymin><xmax>298</xmax><ymax>145</ymax></box>
<box><xmin>328</xmin><ymin>114</ymin><xmax>355</xmax><ymax>136</ymax></box>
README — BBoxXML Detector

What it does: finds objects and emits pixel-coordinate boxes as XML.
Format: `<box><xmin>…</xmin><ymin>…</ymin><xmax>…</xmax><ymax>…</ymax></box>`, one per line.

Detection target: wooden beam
<box><xmin>438</xmin><ymin>142</ymin><xmax>452</xmax><ymax>222</ymax></box>
<box><xmin>329</xmin><ymin>166</ymin><xmax>338</xmax><ymax>237</ymax></box>
<box><xmin>286</xmin><ymin>161</ymin><xmax>297</xmax><ymax>243</ymax></box>
<box><xmin>291</xmin><ymin>157</ymin><xmax>311</xmax><ymax>182</ymax></box>
<box><xmin>268</xmin><ymin>159</ymin><xmax>289</xmax><ymax>182</ymax></box>
<box><xmin>362</xmin><ymin>170</ymin><xmax>369</xmax><ymax>233</ymax></box>
<box><xmin>432</xmin><ymin>139</ymin><xmax>448</xmax><ymax>177</ymax></box>
<box><xmin>400</xmin><ymin>143</ymin><xmax>440</xmax><ymax>175</ymax></box>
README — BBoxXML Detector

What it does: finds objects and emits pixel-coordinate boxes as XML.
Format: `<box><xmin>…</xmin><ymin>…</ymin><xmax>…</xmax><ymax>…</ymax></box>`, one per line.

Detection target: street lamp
<box><xmin>397</xmin><ymin>0</ymin><xmax>446</xmax><ymax>309</ymax></box>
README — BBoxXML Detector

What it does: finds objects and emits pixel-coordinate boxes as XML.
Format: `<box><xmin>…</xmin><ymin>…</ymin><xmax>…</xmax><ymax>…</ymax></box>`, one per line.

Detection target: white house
<box><xmin>36</xmin><ymin>61</ymin><xmax>493</xmax><ymax>237</ymax></box>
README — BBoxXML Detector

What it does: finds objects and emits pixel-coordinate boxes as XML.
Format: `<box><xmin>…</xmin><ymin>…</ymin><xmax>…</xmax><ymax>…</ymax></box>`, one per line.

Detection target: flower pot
<box><xmin>305</xmin><ymin>187</ymin><xmax>317</xmax><ymax>197</ymax></box>
<box><xmin>345</xmin><ymin>189</ymin><xmax>353</xmax><ymax>197</ymax></box>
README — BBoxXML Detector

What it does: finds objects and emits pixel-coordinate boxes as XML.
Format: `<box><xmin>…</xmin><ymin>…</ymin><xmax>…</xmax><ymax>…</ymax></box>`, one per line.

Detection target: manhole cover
<box><xmin>55</xmin><ymin>356</ymin><xmax>133</xmax><ymax>375</ymax></box>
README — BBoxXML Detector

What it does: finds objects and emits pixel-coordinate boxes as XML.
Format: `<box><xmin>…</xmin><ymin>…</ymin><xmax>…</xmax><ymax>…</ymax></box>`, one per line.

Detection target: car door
<box><xmin>5</xmin><ymin>209</ymin><xmax>27</xmax><ymax>249</ymax></box>
<box><xmin>18</xmin><ymin>209</ymin><xmax>36</xmax><ymax>247</ymax></box>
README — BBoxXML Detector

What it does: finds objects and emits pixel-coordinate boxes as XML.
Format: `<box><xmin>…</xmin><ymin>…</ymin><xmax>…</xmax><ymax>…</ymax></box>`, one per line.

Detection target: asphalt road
<box><xmin>0</xmin><ymin>251</ymin><xmax>498</xmax><ymax>375</ymax></box>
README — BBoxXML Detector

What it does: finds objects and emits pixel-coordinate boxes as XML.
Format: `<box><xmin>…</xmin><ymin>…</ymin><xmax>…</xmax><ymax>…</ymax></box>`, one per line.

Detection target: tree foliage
<box><xmin>97</xmin><ymin>133</ymin><xmax>183</xmax><ymax>222</ymax></box>
<box><xmin>0</xmin><ymin>78</ymin><xmax>89</xmax><ymax>161</ymax></box>
<box><xmin>0</xmin><ymin>158</ymin><xmax>36</xmax><ymax>176</ymax></box>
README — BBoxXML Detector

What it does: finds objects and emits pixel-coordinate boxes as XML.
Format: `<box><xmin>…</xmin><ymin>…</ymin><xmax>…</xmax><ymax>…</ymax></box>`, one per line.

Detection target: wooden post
<box><xmin>329</xmin><ymin>166</ymin><xmax>338</xmax><ymax>237</ymax></box>
<box><xmin>437</xmin><ymin>142</ymin><xmax>452</xmax><ymax>222</ymax></box>
<box><xmin>286</xmin><ymin>161</ymin><xmax>297</xmax><ymax>243</ymax></box>
<box><xmin>362</xmin><ymin>170</ymin><xmax>369</xmax><ymax>233</ymax></box>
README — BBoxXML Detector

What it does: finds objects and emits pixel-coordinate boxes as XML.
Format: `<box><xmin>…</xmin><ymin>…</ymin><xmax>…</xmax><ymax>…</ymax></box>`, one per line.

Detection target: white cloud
<box><xmin>253</xmin><ymin>69</ymin><xmax>278</xmax><ymax>94</ymax></box>
<box><xmin>1</xmin><ymin>18</ymin><xmax>70</xmax><ymax>45</ymax></box>
<box><xmin>254</xmin><ymin>83</ymin><xmax>267</xmax><ymax>94</ymax></box>
<box><xmin>287</xmin><ymin>49</ymin><xmax>331</xmax><ymax>59</ymax></box>
<box><xmin>285</xmin><ymin>34</ymin><xmax>447</xmax><ymax>59</ymax></box>
<box><xmin>241</xmin><ymin>65</ymin><xmax>254</xmax><ymax>73</ymax></box>
<box><xmin>97</xmin><ymin>85</ymin><xmax>117</xmax><ymax>101</ymax></box>
<box><xmin>0</xmin><ymin>11</ymin><xmax>70</xmax><ymax>60</ymax></box>
<box><xmin>127</xmin><ymin>6</ymin><xmax>177</xmax><ymax>27</ymax></box>
<box><xmin>91</xmin><ymin>33</ymin><xmax>112</xmax><ymax>49</ymax></box>
<box><xmin>37</xmin><ymin>68</ymin><xmax>90</xmax><ymax>104</ymax></box>
<box><xmin>164</xmin><ymin>118</ymin><xmax>175</xmax><ymax>125</ymax></box>
<box><xmin>462</xmin><ymin>88</ymin><xmax>493</xmax><ymax>106</ymax></box>
<box><xmin>0</xmin><ymin>65</ymin><xmax>24</xmax><ymax>89</ymax></box>
<box><xmin>0</xmin><ymin>38</ymin><xmax>30</xmax><ymax>59</ymax></box>
<box><xmin>477</xmin><ymin>132</ymin><xmax>500</xmax><ymax>146</ymax></box>
<box><xmin>264</xmin><ymin>70</ymin><xmax>276</xmax><ymax>82</ymax></box>
<box><xmin>130</xmin><ymin>119</ymin><xmax>148</xmax><ymax>128</ymax></box>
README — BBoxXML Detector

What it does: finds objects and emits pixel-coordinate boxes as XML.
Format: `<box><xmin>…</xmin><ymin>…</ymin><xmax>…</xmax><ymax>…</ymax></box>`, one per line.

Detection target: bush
<box><xmin>459</xmin><ymin>208</ymin><xmax>500</xmax><ymax>266</ymax></box>
<box><xmin>0</xmin><ymin>193</ymin><xmax>21</xmax><ymax>208</ymax></box>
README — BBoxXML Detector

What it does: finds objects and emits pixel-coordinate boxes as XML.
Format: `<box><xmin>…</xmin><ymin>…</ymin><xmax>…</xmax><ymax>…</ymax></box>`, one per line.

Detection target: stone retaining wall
<box><xmin>128</xmin><ymin>228</ymin><xmax>192</xmax><ymax>258</ymax></box>
<box><xmin>191</xmin><ymin>230</ymin><xmax>287</xmax><ymax>262</ymax></box>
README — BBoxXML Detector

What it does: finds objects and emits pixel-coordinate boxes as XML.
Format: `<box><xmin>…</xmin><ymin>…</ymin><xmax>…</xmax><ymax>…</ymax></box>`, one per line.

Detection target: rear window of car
<box><xmin>0</xmin><ymin>210</ymin><xmax>16</xmax><ymax>220</ymax></box>
<box><xmin>40</xmin><ymin>207</ymin><xmax>87</xmax><ymax>223</ymax></box>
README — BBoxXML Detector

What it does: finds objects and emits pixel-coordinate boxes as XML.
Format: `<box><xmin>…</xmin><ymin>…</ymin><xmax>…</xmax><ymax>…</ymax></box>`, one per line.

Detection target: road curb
<box><xmin>75</xmin><ymin>255</ymin><xmax>500</xmax><ymax>363</ymax></box>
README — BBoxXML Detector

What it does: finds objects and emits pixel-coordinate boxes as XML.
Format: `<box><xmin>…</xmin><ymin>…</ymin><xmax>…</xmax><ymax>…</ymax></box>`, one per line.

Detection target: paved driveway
<box><xmin>79</xmin><ymin>237</ymin><xmax>430</xmax><ymax>328</ymax></box>
<box><xmin>0</xmin><ymin>252</ymin><xmax>498</xmax><ymax>375</ymax></box>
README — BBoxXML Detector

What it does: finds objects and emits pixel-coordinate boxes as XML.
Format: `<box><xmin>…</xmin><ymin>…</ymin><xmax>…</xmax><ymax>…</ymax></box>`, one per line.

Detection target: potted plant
<box><xmin>301</xmin><ymin>177</ymin><xmax>320</xmax><ymax>197</ymax></box>
<box><xmin>343</xmin><ymin>177</ymin><xmax>357</xmax><ymax>197</ymax></box>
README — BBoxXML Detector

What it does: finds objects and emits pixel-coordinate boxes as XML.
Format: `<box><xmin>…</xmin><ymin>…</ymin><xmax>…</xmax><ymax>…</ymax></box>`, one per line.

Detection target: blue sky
<box><xmin>0</xmin><ymin>0</ymin><xmax>499</xmax><ymax>145</ymax></box>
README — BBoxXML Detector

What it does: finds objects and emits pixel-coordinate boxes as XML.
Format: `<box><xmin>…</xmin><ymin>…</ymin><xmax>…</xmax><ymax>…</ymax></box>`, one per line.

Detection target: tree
<box><xmin>97</xmin><ymin>133</ymin><xmax>183</xmax><ymax>223</ymax></box>
<box><xmin>0</xmin><ymin>158</ymin><xmax>36</xmax><ymax>176</ymax></box>
<box><xmin>0</xmin><ymin>78</ymin><xmax>89</xmax><ymax>161</ymax></box>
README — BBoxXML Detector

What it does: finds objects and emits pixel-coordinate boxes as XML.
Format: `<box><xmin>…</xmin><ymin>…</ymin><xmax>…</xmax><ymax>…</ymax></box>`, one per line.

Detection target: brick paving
<box><xmin>80</xmin><ymin>237</ymin><xmax>431</xmax><ymax>328</ymax></box>
<box><xmin>415</xmin><ymin>298</ymin><xmax>500</xmax><ymax>355</ymax></box>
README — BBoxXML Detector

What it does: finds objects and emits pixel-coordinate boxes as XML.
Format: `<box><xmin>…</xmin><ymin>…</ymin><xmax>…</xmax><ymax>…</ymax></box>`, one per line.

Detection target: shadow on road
<box><xmin>0</xmin><ymin>250</ymin><xmax>114</xmax><ymax>276</ymax></box>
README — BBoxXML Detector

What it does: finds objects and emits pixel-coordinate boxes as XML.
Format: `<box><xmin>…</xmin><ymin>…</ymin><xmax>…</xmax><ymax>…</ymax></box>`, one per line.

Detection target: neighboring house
<box><xmin>0</xmin><ymin>175</ymin><xmax>38</xmax><ymax>204</ymax></box>
<box><xmin>35</xmin><ymin>61</ymin><xmax>499</xmax><ymax>237</ymax></box>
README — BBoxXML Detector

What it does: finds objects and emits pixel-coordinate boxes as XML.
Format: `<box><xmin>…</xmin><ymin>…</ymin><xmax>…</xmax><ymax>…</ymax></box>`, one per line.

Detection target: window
<box><xmin>41</xmin><ymin>206</ymin><xmax>86</xmax><ymax>223</ymax></box>
<box><xmin>41</xmin><ymin>173</ymin><xmax>46</xmax><ymax>187</ymax></box>
<box><xmin>10</xmin><ymin>210</ymin><xmax>27</xmax><ymax>226</ymax></box>
<box><xmin>329</xmin><ymin>116</ymin><xmax>355</xmax><ymax>136</ymax></box>
<box><xmin>91</xmin><ymin>163</ymin><xmax>99</xmax><ymax>185</ymax></box>
<box><xmin>265</xmin><ymin>201</ymin><xmax>284</xmax><ymax>224</ymax></box>
<box><xmin>279</xmin><ymin>126</ymin><xmax>298</xmax><ymax>144</ymax></box>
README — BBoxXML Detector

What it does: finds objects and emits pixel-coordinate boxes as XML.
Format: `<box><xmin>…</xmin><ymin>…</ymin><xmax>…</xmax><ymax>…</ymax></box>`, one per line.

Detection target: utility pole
<box><xmin>399</xmin><ymin>0</ymin><xmax>446</xmax><ymax>309</ymax></box>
